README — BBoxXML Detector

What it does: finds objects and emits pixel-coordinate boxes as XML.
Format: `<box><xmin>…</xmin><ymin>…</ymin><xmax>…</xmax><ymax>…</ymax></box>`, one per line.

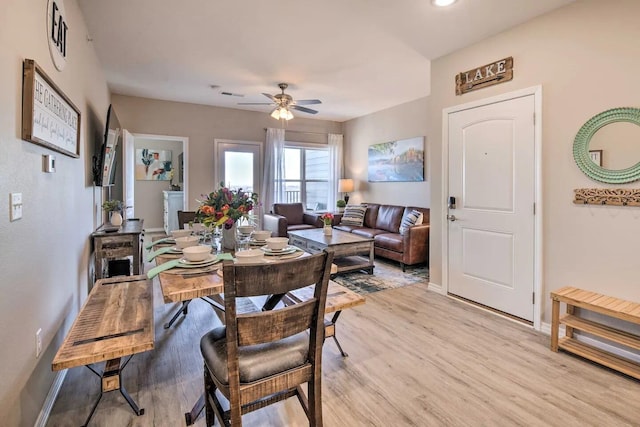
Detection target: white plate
<box><xmin>260</xmin><ymin>246</ymin><xmax>297</xmax><ymax>255</ymax></box>
<box><xmin>179</xmin><ymin>254</ymin><xmax>218</xmax><ymax>266</ymax></box>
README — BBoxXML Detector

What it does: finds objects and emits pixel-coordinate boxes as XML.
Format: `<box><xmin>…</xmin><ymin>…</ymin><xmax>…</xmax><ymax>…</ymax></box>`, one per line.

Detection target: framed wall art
<box><xmin>135</xmin><ymin>148</ymin><xmax>173</xmax><ymax>180</ymax></box>
<box><xmin>368</xmin><ymin>136</ymin><xmax>425</xmax><ymax>182</ymax></box>
<box><xmin>21</xmin><ymin>59</ymin><xmax>80</xmax><ymax>158</ymax></box>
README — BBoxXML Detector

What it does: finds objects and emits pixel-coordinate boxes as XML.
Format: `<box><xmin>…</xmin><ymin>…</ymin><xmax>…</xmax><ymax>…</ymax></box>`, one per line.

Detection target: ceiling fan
<box><xmin>238</xmin><ymin>83</ymin><xmax>321</xmax><ymax>120</ymax></box>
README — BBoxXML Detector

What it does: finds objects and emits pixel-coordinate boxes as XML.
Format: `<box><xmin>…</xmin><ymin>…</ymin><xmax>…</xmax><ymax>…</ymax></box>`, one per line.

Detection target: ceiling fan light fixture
<box><xmin>432</xmin><ymin>0</ymin><xmax>457</xmax><ymax>6</ymax></box>
<box><xmin>270</xmin><ymin>106</ymin><xmax>294</xmax><ymax>121</ymax></box>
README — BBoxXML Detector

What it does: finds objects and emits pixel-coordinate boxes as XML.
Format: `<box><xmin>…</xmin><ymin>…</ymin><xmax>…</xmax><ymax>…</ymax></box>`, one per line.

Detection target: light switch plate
<box><xmin>10</xmin><ymin>193</ymin><xmax>23</xmax><ymax>221</ymax></box>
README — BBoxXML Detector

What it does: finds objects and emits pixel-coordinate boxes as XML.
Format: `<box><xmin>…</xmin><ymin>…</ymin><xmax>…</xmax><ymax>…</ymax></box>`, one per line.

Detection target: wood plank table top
<box><xmin>52</xmin><ymin>275</ymin><xmax>154</xmax><ymax>371</ymax></box>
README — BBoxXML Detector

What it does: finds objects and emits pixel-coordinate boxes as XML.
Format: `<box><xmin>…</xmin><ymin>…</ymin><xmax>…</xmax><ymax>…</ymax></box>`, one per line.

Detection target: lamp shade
<box><xmin>338</xmin><ymin>179</ymin><xmax>354</xmax><ymax>193</ymax></box>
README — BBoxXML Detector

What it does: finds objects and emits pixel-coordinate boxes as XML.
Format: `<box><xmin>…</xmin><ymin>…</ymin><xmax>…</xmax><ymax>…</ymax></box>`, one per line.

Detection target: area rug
<box><xmin>332</xmin><ymin>259</ymin><xmax>429</xmax><ymax>295</ymax></box>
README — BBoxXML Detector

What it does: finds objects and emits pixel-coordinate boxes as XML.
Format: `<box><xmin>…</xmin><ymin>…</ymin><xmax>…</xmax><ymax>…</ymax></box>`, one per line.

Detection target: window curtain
<box><xmin>327</xmin><ymin>133</ymin><xmax>344</xmax><ymax>211</ymax></box>
<box><xmin>261</xmin><ymin>128</ymin><xmax>286</xmax><ymax>219</ymax></box>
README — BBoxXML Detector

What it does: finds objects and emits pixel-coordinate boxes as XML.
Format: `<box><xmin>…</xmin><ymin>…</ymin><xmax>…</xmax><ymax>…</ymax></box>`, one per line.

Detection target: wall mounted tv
<box><xmin>92</xmin><ymin>105</ymin><xmax>121</xmax><ymax>186</ymax></box>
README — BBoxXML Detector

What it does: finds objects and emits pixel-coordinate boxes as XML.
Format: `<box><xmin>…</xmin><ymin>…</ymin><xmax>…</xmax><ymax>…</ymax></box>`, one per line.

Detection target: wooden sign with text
<box><xmin>455</xmin><ymin>57</ymin><xmax>513</xmax><ymax>95</ymax></box>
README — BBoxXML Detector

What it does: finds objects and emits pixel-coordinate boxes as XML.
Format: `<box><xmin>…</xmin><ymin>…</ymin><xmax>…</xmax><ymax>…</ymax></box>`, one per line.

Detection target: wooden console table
<box><xmin>52</xmin><ymin>275</ymin><xmax>154</xmax><ymax>426</ymax></box>
<box><xmin>551</xmin><ymin>286</ymin><xmax>640</xmax><ymax>379</ymax></box>
<box><xmin>92</xmin><ymin>219</ymin><xmax>144</xmax><ymax>280</ymax></box>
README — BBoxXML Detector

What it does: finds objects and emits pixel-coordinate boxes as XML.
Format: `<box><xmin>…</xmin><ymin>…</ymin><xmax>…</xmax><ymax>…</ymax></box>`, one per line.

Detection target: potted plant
<box><xmin>320</xmin><ymin>212</ymin><xmax>334</xmax><ymax>236</ymax></box>
<box><xmin>336</xmin><ymin>199</ymin><xmax>346</xmax><ymax>213</ymax></box>
<box><xmin>102</xmin><ymin>200</ymin><xmax>123</xmax><ymax>226</ymax></box>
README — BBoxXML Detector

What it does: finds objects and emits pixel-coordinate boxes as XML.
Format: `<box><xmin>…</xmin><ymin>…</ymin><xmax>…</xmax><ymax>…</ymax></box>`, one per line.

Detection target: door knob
<box><xmin>447</xmin><ymin>214</ymin><xmax>457</xmax><ymax>222</ymax></box>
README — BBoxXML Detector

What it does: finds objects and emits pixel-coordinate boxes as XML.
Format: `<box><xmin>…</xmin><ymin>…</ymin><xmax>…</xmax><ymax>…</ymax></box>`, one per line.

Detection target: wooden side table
<box><xmin>92</xmin><ymin>219</ymin><xmax>144</xmax><ymax>280</ymax></box>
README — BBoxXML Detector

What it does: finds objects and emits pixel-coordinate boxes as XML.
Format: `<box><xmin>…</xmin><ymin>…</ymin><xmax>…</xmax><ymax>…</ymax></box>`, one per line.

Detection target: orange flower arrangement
<box><xmin>195</xmin><ymin>182</ymin><xmax>258</xmax><ymax>229</ymax></box>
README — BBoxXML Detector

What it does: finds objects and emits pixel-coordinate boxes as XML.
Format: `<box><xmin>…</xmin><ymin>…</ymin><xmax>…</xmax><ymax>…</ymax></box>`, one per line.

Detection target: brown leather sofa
<box><xmin>334</xmin><ymin>203</ymin><xmax>429</xmax><ymax>271</ymax></box>
<box><xmin>263</xmin><ymin>203</ymin><xmax>324</xmax><ymax>238</ymax></box>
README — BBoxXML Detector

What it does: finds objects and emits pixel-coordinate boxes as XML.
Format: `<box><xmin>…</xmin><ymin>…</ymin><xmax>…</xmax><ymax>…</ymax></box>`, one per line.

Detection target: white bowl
<box><xmin>251</xmin><ymin>230</ymin><xmax>272</xmax><ymax>241</ymax></box>
<box><xmin>182</xmin><ymin>245</ymin><xmax>212</xmax><ymax>262</ymax></box>
<box><xmin>171</xmin><ymin>229</ymin><xmax>192</xmax><ymax>239</ymax></box>
<box><xmin>175</xmin><ymin>235</ymin><xmax>200</xmax><ymax>249</ymax></box>
<box><xmin>238</xmin><ymin>225</ymin><xmax>255</xmax><ymax>235</ymax></box>
<box><xmin>265</xmin><ymin>237</ymin><xmax>289</xmax><ymax>251</ymax></box>
<box><xmin>235</xmin><ymin>248</ymin><xmax>265</xmax><ymax>264</ymax></box>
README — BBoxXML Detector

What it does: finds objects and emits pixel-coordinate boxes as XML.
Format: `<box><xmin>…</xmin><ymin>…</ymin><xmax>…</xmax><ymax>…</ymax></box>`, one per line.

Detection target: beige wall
<box><xmin>343</xmin><ymin>97</ymin><xmax>430</xmax><ymax>207</ymax></box>
<box><xmin>425</xmin><ymin>0</ymin><xmax>640</xmax><ymax>324</ymax></box>
<box><xmin>112</xmin><ymin>95</ymin><xmax>343</xmax><ymax>212</ymax></box>
<box><xmin>0</xmin><ymin>0</ymin><xmax>110</xmax><ymax>425</ymax></box>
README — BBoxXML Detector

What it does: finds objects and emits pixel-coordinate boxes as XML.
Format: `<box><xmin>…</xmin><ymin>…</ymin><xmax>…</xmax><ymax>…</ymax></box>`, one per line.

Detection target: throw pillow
<box><xmin>340</xmin><ymin>205</ymin><xmax>367</xmax><ymax>227</ymax></box>
<box><xmin>399</xmin><ymin>210</ymin><xmax>423</xmax><ymax>235</ymax></box>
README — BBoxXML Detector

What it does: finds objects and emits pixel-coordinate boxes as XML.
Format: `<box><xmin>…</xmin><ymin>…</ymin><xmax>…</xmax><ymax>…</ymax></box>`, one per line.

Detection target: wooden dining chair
<box><xmin>199</xmin><ymin>249</ymin><xmax>334</xmax><ymax>427</ymax></box>
<box><xmin>177</xmin><ymin>210</ymin><xmax>197</xmax><ymax>229</ymax></box>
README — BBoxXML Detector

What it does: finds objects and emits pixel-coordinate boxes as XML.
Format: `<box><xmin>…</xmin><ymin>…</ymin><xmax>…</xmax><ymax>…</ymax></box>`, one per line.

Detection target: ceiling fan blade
<box><xmin>238</xmin><ymin>102</ymin><xmax>273</xmax><ymax>105</ymax></box>
<box><xmin>291</xmin><ymin>105</ymin><xmax>318</xmax><ymax>114</ymax></box>
<box><xmin>294</xmin><ymin>99</ymin><xmax>322</xmax><ymax>105</ymax></box>
<box><xmin>262</xmin><ymin>93</ymin><xmax>277</xmax><ymax>101</ymax></box>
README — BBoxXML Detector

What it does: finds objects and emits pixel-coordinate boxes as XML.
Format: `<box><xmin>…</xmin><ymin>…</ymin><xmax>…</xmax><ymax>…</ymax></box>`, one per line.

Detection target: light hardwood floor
<box><xmin>47</xmin><ymin>277</ymin><xmax>640</xmax><ymax>426</ymax></box>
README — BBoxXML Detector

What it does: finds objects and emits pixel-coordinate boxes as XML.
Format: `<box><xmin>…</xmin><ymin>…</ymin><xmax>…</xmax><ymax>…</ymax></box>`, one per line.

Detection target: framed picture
<box><xmin>589</xmin><ymin>149</ymin><xmax>603</xmax><ymax>167</ymax></box>
<box><xmin>135</xmin><ymin>149</ymin><xmax>173</xmax><ymax>180</ymax></box>
<box><xmin>368</xmin><ymin>136</ymin><xmax>425</xmax><ymax>182</ymax></box>
<box><xmin>21</xmin><ymin>59</ymin><xmax>80</xmax><ymax>158</ymax></box>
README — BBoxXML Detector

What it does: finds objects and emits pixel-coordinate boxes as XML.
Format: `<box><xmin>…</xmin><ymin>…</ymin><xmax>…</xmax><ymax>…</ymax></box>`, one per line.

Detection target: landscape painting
<box><xmin>368</xmin><ymin>137</ymin><xmax>424</xmax><ymax>182</ymax></box>
<box><xmin>135</xmin><ymin>148</ymin><xmax>173</xmax><ymax>180</ymax></box>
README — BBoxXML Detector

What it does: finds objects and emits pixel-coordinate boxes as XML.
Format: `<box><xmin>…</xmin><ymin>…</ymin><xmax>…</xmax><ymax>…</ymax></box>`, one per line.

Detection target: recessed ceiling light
<box><xmin>432</xmin><ymin>0</ymin><xmax>457</xmax><ymax>6</ymax></box>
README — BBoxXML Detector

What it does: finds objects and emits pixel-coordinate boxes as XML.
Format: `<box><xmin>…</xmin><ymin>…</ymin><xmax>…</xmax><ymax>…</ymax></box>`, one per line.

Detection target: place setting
<box><xmin>147</xmin><ymin>246</ymin><xmax>234</xmax><ymax>278</ymax></box>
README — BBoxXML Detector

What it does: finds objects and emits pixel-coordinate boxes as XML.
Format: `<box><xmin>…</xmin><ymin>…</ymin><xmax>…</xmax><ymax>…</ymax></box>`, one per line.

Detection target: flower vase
<box><xmin>323</xmin><ymin>224</ymin><xmax>332</xmax><ymax>236</ymax></box>
<box><xmin>110</xmin><ymin>211</ymin><xmax>123</xmax><ymax>227</ymax></box>
<box><xmin>222</xmin><ymin>223</ymin><xmax>237</xmax><ymax>250</ymax></box>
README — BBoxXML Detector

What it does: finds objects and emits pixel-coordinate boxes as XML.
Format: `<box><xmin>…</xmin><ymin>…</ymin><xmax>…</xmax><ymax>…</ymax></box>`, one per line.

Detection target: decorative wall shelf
<box><xmin>573</xmin><ymin>188</ymin><xmax>640</xmax><ymax>206</ymax></box>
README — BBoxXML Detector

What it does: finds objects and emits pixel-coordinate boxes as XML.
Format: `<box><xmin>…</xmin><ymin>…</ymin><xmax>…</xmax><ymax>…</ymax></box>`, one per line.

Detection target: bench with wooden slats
<box><xmin>52</xmin><ymin>275</ymin><xmax>153</xmax><ymax>426</ymax></box>
<box><xmin>550</xmin><ymin>286</ymin><xmax>640</xmax><ymax>379</ymax></box>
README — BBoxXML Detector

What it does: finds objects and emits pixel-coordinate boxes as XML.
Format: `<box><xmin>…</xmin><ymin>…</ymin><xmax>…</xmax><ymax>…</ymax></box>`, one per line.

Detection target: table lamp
<box><xmin>338</xmin><ymin>179</ymin><xmax>354</xmax><ymax>204</ymax></box>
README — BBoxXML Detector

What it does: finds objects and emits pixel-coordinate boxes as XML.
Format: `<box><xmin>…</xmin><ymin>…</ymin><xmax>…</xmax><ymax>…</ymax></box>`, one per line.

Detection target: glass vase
<box><xmin>323</xmin><ymin>224</ymin><xmax>332</xmax><ymax>236</ymax></box>
<box><xmin>222</xmin><ymin>223</ymin><xmax>237</xmax><ymax>250</ymax></box>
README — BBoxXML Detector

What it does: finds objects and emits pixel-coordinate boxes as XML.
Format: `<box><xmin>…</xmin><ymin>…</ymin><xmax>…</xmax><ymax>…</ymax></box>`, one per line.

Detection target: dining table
<box><xmin>146</xmin><ymin>236</ymin><xmax>365</xmax><ymax>425</ymax></box>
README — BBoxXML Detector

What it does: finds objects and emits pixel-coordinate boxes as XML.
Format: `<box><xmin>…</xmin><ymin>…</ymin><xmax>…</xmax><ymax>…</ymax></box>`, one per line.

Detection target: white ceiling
<box><xmin>78</xmin><ymin>0</ymin><xmax>574</xmax><ymax>122</ymax></box>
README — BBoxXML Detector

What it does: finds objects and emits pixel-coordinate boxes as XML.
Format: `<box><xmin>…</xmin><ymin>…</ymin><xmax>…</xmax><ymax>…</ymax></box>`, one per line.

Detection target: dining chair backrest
<box><xmin>222</xmin><ymin>250</ymin><xmax>333</xmax><ymax>346</ymax></box>
<box><xmin>202</xmin><ymin>249</ymin><xmax>334</xmax><ymax>426</ymax></box>
<box><xmin>177</xmin><ymin>210</ymin><xmax>197</xmax><ymax>229</ymax></box>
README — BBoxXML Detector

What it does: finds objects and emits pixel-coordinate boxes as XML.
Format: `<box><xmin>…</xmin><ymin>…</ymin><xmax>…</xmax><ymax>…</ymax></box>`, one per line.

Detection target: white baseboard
<box><xmin>427</xmin><ymin>281</ymin><xmax>444</xmax><ymax>295</ymax></box>
<box><xmin>34</xmin><ymin>369</ymin><xmax>66</xmax><ymax>427</ymax></box>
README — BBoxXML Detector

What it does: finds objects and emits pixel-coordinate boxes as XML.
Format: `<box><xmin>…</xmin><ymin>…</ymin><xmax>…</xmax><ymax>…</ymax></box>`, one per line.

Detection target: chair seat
<box><xmin>201</xmin><ymin>327</ymin><xmax>309</xmax><ymax>384</ymax></box>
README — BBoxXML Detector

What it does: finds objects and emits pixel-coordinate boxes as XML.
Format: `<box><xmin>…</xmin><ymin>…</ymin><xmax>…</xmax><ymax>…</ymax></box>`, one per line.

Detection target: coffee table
<box><xmin>288</xmin><ymin>228</ymin><xmax>374</xmax><ymax>275</ymax></box>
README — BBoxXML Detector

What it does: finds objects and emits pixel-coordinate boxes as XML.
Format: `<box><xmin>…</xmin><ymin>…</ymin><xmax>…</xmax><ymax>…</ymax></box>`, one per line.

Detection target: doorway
<box><xmin>442</xmin><ymin>86</ymin><xmax>542</xmax><ymax>327</ymax></box>
<box><xmin>123</xmin><ymin>133</ymin><xmax>189</xmax><ymax>231</ymax></box>
<box><xmin>214</xmin><ymin>139</ymin><xmax>262</xmax><ymax>223</ymax></box>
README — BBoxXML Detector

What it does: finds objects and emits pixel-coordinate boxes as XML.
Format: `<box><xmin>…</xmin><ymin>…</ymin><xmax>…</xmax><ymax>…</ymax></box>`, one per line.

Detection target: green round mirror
<box><xmin>573</xmin><ymin>107</ymin><xmax>640</xmax><ymax>183</ymax></box>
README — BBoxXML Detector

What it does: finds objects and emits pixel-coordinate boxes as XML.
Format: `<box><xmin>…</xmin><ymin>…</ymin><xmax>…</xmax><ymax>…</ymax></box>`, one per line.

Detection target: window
<box><xmin>283</xmin><ymin>144</ymin><xmax>329</xmax><ymax>211</ymax></box>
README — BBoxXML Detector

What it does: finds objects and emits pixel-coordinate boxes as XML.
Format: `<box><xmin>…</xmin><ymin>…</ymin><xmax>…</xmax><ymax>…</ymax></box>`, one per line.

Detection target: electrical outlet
<box><xmin>36</xmin><ymin>328</ymin><xmax>42</xmax><ymax>358</ymax></box>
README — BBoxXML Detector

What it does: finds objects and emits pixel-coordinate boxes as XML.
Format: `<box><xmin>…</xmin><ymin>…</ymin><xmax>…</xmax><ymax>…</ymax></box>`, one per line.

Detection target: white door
<box><xmin>447</xmin><ymin>95</ymin><xmax>535</xmax><ymax>321</ymax></box>
<box><xmin>122</xmin><ymin>129</ymin><xmax>135</xmax><ymax>219</ymax></box>
<box><xmin>216</xmin><ymin>142</ymin><xmax>261</xmax><ymax>194</ymax></box>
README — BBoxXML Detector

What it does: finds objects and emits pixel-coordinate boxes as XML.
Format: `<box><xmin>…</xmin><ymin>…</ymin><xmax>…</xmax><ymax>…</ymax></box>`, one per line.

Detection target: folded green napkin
<box><xmin>145</xmin><ymin>237</ymin><xmax>173</xmax><ymax>250</ymax></box>
<box><xmin>146</xmin><ymin>253</ymin><xmax>235</xmax><ymax>279</ymax></box>
<box><xmin>146</xmin><ymin>246</ymin><xmax>177</xmax><ymax>262</ymax></box>
<box><xmin>216</xmin><ymin>253</ymin><xmax>234</xmax><ymax>261</ymax></box>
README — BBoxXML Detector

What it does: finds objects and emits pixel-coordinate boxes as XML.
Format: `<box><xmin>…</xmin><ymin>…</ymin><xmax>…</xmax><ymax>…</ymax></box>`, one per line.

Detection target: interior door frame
<box><xmin>440</xmin><ymin>85</ymin><xmax>543</xmax><ymax>330</ymax></box>
<box><xmin>126</xmin><ymin>133</ymin><xmax>189</xmax><ymax>211</ymax></box>
<box><xmin>213</xmin><ymin>138</ymin><xmax>263</xmax><ymax>190</ymax></box>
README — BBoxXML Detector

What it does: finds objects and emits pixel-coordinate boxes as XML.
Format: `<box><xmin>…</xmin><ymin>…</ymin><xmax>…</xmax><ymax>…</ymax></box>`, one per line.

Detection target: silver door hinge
<box><xmin>533</xmin><ymin>203</ymin><xmax>536</xmax><ymax>215</ymax></box>
<box><xmin>533</xmin><ymin>113</ymin><xmax>536</xmax><ymax>125</ymax></box>
<box><xmin>532</xmin><ymin>292</ymin><xmax>535</xmax><ymax>304</ymax></box>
